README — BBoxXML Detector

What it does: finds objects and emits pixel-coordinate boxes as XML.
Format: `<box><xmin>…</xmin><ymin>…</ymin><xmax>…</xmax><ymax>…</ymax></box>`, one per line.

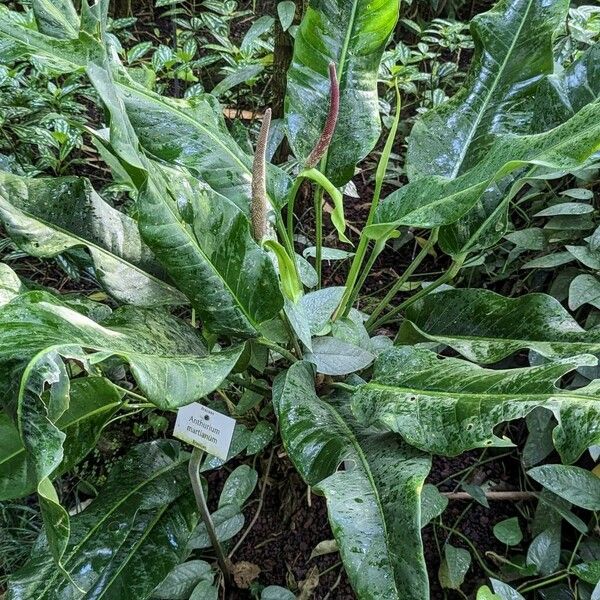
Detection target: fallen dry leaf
<box><xmin>232</xmin><ymin>561</ymin><xmax>261</xmax><ymax>589</ymax></box>
<box><xmin>298</xmin><ymin>566</ymin><xmax>320</xmax><ymax>600</ymax></box>
<box><xmin>309</xmin><ymin>539</ymin><xmax>339</xmax><ymax>560</ymax></box>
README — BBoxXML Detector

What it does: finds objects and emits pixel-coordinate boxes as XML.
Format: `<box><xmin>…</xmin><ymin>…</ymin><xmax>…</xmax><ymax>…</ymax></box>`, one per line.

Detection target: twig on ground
<box><xmin>443</xmin><ymin>491</ymin><xmax>536</xmax><ymax>501</ymax></box>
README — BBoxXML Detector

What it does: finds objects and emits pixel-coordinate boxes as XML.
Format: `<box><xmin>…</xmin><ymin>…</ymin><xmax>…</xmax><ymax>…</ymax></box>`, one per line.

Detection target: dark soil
<box><xmin>196</xmin><ymin>445</ymin><xmax>529</xmax><ymax>599</ymax></box>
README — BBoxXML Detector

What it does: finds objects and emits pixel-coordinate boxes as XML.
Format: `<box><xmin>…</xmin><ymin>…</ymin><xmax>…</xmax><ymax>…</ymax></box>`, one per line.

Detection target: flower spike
<box><xmin>305</xmin><ymin>62</ymin><xmax>339</xmax><ymax>169</ymax></box>
<box><xmin>251</xmin><ymin>107</ymin><xmax>272</xmax><ymax>242</ymax></box>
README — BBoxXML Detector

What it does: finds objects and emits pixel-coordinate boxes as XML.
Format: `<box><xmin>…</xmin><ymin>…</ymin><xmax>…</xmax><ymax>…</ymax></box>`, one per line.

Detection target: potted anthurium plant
<box><xmin>0</xmin><ymin>0</ymin><xmax>599</xmax><ymax>598</ymax></box>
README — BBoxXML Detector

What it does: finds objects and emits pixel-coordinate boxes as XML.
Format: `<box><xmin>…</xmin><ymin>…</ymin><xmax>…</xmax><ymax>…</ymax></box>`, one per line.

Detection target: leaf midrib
<box><xmin>153</xmin><ymin>173</ymin><xmax>257</xmax><ymax>332</ymax></box>
<box><xmin>0</xmin><ymin>312</ymin><xmax>219</xmax><ymax>362</ymax></box>
<box><xmin>94</xmin><ymin>503</ymin><xmax>172</xmax><ymax>599</ymax></box>
<box><xmin>386</xmin><ymin>109</ymin><xmax>600</xmax><ymax>226</ymax></box>
<box><xmin>319</xmin><ymin>0</ymin><xmax>359</xmax><ymax>174</ymax></box>
<box><xmin>411</xmin><ymin>328</ymin><xmax>600</xmax><ymax>347</ymax></box>
<box><xmin>449</xmin><ymin>0</ymin><xmax>536</xmax><ymax>178</ymax></box>
<box><xmin>0</xmin><ymin>193</ymin><xmax>184</xmax><ymax>301</ymax></box>
<box><xmin>37</xmin><ymin>0</ymin><xmax>79</xmax><ymax>37</ymax></box>
<box><xmin>0</xmin><ymin>400</ymin><xmax>121</xmax><ymax>470</ymax></box>
<box><xmin>117</xmin><ymin>82</ymin><xmax>262</xmax><ymax>197</ymax></box>
<box><xmin>283</xmin><ymin>370</ymin><xmax>401</xmax><ymax>595</ymax></box>
<box><xmin>364</xmin><ymin>382</ymin><xmax>596</xmax><ymax>403</ymax></box>
<box><xmin>36</xmin><ymin>457</ymin><xmax>188</xmax><ymax>597</ymax></box>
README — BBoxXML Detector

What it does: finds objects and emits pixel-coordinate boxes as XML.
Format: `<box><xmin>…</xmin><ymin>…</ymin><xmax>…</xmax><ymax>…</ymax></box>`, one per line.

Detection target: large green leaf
<box><xmin>0</xmin><ymin>171</ymin><xmax>185</xmax><ymax>307</ymax></box>
<box><xmin>1</xmin><ymin>291</ymin><xmax>243</xmax><ymax>409</ymax></box>
<box><xmin>7</xmin><ymin>440</ymin><xmax>197</xmax><ymax>600</ymax></box>
<box><xmin>437</xmin><ymin>43</ymin><xmax>600</xmax><ymax>256</ymax></box>
<box><xmin>533</xmin><ymin>43</ymin><xmax>600</xmax><ymax>132</ymax></box>
<box><xmin>285</xmin><ymin>0</ymin><xmax>398</xmax><ymax>186</ymax></box>
<box><xmin>32</xmin><ymin>0</ymin><xmax>79</xmax><ymax>39</ymax></box>
<box><xmin>0</xmin><ymin>377</ymin><xmax>122</xmax><ymax>501</ymax></box>
<box><xmin>0</xmin><ymin>6</ymin><xmax>291</xmax><ymax>212</ymax></box>
<box><xmin>528</xmin><ymin>465</ymin><xmax>600</xmax><ymax>511</ymax></box>
<box><xmin>352</xmin><ymin>347</ymin><xmax>600</xmax><ymax>464</ymax></box>
<box><xmin>274</xmin><ymin>362</ymin><xmax>431</xmax><ymax>600</ymax></box>
<box><xmin>374</xmin><ymin>100</ymin><xmax>600</xmax><ymax>236</ymax></box>
<box><xmin>138</xmin><ymin>166</ymin><xmax>284</xmax><ymax>337</ymax></box>
<box><xmin>83</xmin><ymin>64</ymin><xmax>286</xmax><ymax>337</ymax></box>
<box><xmin>0</xmin><ymin>5</ymin><xmax>103</xmax><ymax>68</ymax></box>
<box><xmin>436</xmin><ymin>40</ymin><xmax>600</xmax><ymax>257</ymax></box>
<box><xmin>406</xmin><ymin>0</ymin><xmax>568</xmax><ymax>180</ymax></box>
<box><xmin>0</xmin><ymin>291</ymin><xmax>241</xmax><ymax>570</ymax></box>
<box><xmin>113</xmin><ymin>75</ymin><xmax>291</xmax><ymax>212</ymax></box>
<box><xmin>398</xmin><ymin>288</ymin><xmax>600</xmax><ymax>363</ymax></box>
<box><xmin>0</xmin><ymin>263</ymin><xmax>25</xmax><ymax>306</ymax></box>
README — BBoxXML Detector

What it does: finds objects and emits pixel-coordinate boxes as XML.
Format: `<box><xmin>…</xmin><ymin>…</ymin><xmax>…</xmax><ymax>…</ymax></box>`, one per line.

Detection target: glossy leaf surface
<box><xmin>0</xmin><ymin>8</ymin><xmax>291</xmax><ymax>213</ymax></box>
<box><xmin>305</xmin><ymin>336</ymin><xmax>375</xmax><ymax>376</ymax></box>
<box><xmin>375</xmin><ymin>101</ymin><xmax>600</xmax><ymax>234</ymax></box>
<box><xmin>115</xmin><ymin>77</ymin><xmax>291</xmax><ymax>212</ymax></box>
<box><xmin>0</xmin><ymin>170</ymin><xmax>185</xmax><ymax>307</ymax></box>
<box><xmin>353</xmin><ymin>347</ymin><xmax>600</xmax><ymax>463</ymax></box>
<box><xmin>438</xmin><ymin>41</ymin><xmax>600</xmax><ymax>255</ymax></box>
<box><xmin>151</xmin><ymin>560</ymin><xmax>212</xmax><ymax>600</ymax></box>
<box><xmin>0</xmin><ymin>6</ymin><xmax>103</xmax><ymax>69</ymax></box>
<box><xmin>1</xmin><ymin>291</ymin><xmax>243</xmax><ymax>409</ymax></box>
<box><xmin>285</xmin><ymin>0</ymin><xmax>398</xmax><ymax>185</ymax></box>
<box><xmin>7</xmin><ymin>441</ymin><xmax>196</xmax><ymax>600</ymax></box>
<box><xmin>398</xmin><ymin>288</ymin><xmax>600</xmax><ymax>363</ymax></box>
<box><xmin>533</xmin><ymin>43</ymin><xmax>600</xmax><ymax>131</ymax></box>
<box><xmin>187</xmin><ymin>503</ymin><xmax>245</xmax><ymax>550</ymax></box>
<box><xmin>82</xmin><ymin>64</ymin><xmax>285</xmax><ymax>337</ymax></box>
<box><xmin>139</xmin><ymin>168</ymin><xmax>284</xmax><ymax>337</ymax></box>
<box><xmin>0</xmin><ymin>291</ymin><xmax>239</xmax><ymax>568</ymax></box>
<box><xmin>32</xmin><ymin>0</ymin><xmax>79</xmax><ymax>39</ymax></box>
<box><xmin>0</xmin><ymin>377</ymin><xmax>122</xmax><ymax>501</ymax></box>
<box><xmin>0</xmin><ymin>263</ymin><xmax>25</xmax><ymax>306</ymax></box>
<box><xmin>406</xmin><ymin>0</ymin><xmax>568</xmax><ymax>179</ymax></box>
<box><xmin>528</xmin><ymin>465</ymin><xmax>600</xmax><ymax>510</ymax></box>
<box><xmin>274</xmin><ymin>362</ymin><xmax>431</xmax><ymax>600</ymax></box>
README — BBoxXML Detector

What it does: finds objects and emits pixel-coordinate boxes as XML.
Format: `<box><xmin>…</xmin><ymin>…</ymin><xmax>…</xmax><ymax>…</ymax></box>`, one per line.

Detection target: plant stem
<box><xmin>113</xmin><ymin>385</ymin><xmax>148</xmax><ymax>403</ymax></box>
<box><xmin>188</xmin><ymin>448</ymin><xmax>231</xmax><ymax>585</ymax></box>
<box><xmin>286</xmin><ymin>176</ymin><xmax>304</xmax><ymax>247</ymax></box>
<box><xmin>370</xmin><ymin>253</ymin><xmax>466</xmax><ymax>331</ymax></box>
<box><xmin>566</xmin><ymin>532</ymin><xmax>585</xmax><ymax>571</ymax></box>
<box><xmin>314</xmin><ymin>186</ymin><xmax>324</xmax><ymax>288</ymax></box>
<box><xmin>437</xmin><ymin>524</ymin><xmax>497</xmax><ymax>578</ymax></box>
<box><xmin>226</xmin><ymin>375</ymin><xmax>270</xmax><ymax>396</ymax></box>
<box><xmin>281</xmin><ymin>309</ymin><xmax>303</xmax><ymax>357</ymax></box>
<box><xmin>443</xmin><ymin>491</ymin><xmax>536</xmax><ymax>501</ymax></box>
<box><xmin>436</xmin><ymin>451</ymin><xmax>513</xmax><ymax>487</ymax></box>
<box><xmin>334</xmin><ymin>83</ymin><xmax>402</xmax><ymax>319</ymax></box>
<box><xmin>257</xmin><ymin>337</ymin><xmax>298</xmax><ymax>363</ymax></box>
<box><xmin>517</xmin><ymin>572</ymin><xmax>569</xmax><ymax>594</ymax></box>
<box><xmin>275</xmin><ymin>213</ymin><xmax>300</xmax><ymax>281</ymax></box>
<box><xmin>334</xmin><ymin>234</ymin><xmax>369</xmax><ymax>318</ymax></box>
<box><xmin>343</xmin><ymin>241</ymin><xmax>376</xmax><ymax>312</ymax></box>
<box><xmin>366</xmin><ymin>229</ymin><xmax>439</xmax><ymax>330</ymax></box>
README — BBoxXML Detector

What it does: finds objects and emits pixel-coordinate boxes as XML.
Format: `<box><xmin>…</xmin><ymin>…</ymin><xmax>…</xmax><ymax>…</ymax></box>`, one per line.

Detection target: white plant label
<box><xmin>173</xmin><ymin>403</ymin><xmax>235</xmax><ymax>460</ymax></box>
